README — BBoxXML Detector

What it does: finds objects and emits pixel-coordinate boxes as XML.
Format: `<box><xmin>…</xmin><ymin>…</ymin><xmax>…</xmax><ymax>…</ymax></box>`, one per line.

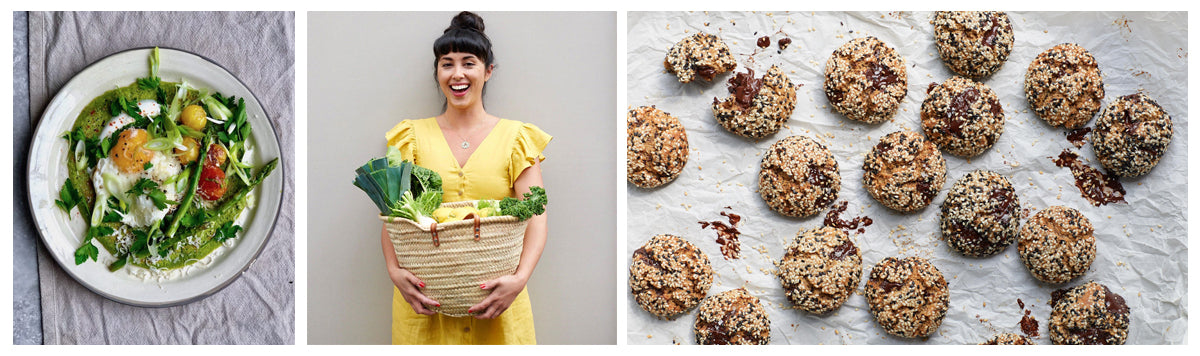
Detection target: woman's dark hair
<box><xmin>433</xmin><ymin>11</ymin><xmax>495</xmax><ymax>69</ymax></box>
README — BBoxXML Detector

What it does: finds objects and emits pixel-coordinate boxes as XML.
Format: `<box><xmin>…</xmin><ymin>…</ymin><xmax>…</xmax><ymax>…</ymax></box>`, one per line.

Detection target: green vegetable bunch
<box><xmin>497</xmin><ymin>186</ymin><xmax>549</xmax><ymax>221</ymax></box>
<box><xmin>353</xmin><ymin>147</ymin><xmax>444</xmax><ymax>221</ymax></box>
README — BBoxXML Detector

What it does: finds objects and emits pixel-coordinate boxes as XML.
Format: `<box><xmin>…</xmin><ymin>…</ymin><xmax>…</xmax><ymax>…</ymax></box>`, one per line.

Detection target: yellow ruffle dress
<box><xmin>384</xmin><ymin>117</ymin><xmax>552</xmax><ymax>345</ymax></box>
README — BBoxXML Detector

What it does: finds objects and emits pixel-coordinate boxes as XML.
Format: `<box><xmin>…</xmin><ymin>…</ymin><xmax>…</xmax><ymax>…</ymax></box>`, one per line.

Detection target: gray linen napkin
<box><xmin>25</xmin><ymin>11</ymin><xmax>295</xmax><ymax>345</ymax></box>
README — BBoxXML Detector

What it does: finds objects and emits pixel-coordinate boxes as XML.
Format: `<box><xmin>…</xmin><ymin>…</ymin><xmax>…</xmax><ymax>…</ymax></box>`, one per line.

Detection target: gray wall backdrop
<box><xmin>307</xmin><ymin>11</ymin><xmax>617</xmax><ymax>345</ymax></box>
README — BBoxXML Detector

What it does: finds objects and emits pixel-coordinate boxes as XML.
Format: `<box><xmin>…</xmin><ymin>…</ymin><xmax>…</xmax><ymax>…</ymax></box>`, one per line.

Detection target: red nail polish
<box><xmin>435</xmin><ymin>303</ymin><xmax>441</xmax><ymax>307</ymax></box>
<box><xmin>419</xmin><ymin>282</ymin><xmax>425</xmax><ymax>288</ymax></box>
<box><xmin>480</xmin><ymin>284</ymin><xmax>486</xmax><ymax>289</ymax></box>
<box><xmin>468</xmin><ymin>309</ymin><xmax>473</xmax><ymax>313</ymax></box>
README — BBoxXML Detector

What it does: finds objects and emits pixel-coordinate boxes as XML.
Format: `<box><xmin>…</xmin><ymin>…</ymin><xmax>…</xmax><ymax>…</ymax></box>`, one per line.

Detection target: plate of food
<box><xmin>27</xmin><ymin>47</ymin><xmax>284</xmax><ymax>306</ymax></box>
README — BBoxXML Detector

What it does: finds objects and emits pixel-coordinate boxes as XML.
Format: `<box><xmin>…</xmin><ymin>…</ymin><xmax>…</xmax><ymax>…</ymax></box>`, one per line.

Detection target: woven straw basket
<box><xmin>380</xmin><ymin>200</ymin><xmax>527</xmax><ymax>317</ymax></box>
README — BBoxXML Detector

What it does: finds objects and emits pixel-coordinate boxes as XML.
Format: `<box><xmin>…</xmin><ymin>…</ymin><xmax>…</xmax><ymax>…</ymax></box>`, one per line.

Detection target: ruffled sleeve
<box><xmin>508</xmin><ymin>122</ymin><xmax>553</xmax><ymax>188</ymax></box>
<box><xmin>384</xmin><ymin>120</ymin><xmax>417</xmax><ymax>161</ymax></box>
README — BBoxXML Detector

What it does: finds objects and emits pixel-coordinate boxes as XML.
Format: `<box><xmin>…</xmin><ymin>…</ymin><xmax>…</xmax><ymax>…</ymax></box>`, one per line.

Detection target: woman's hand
<box><xmin>383</xmin><ymin>226</ymin><xmax>439</xmax><ymax>315</ymax></box>
<box><xmin>389</xmin><ymin>266</ymin><xmax>440</xmax><ymax>315</ymax></box>
<box><xmin>468</xmin><ymin>274</ymin><xmax>528</xmax><ymax>319</ymax></box>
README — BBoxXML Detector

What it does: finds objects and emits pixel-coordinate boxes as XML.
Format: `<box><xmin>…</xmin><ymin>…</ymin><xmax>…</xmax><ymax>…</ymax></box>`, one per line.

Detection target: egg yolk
<box><xmin>111</xmin><ymin>128</ymin><xmax>155</xmax><ymax>173</ymax></box>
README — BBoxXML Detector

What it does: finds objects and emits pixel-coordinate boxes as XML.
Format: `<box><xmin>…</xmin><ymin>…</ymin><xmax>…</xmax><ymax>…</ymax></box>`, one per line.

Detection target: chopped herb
<box><xmin>214</xmin><ymin>221</ymin><xmax>242</xmax><ymax>242</ymax></box>
<box><xmin>55</xmin><ymin>181</ymin><xmax>80</xmax><ymax>213</ymax></box>
<box><xmin>127</xmin><ymin>178</ymin><xmax>169</xmax><ymax>209</ymax></box>
<box><xmin>144</xmin><ymin>161</ymin><xmax>154</xmax><ymax>170</ymax></box>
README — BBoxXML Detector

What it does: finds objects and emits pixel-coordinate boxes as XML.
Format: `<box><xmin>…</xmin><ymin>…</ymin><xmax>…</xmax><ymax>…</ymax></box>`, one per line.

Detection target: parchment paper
<box><xmin>626</xmin><ymin>11</ymin><xmax>1186</xmax><ymax>345</ymax></box>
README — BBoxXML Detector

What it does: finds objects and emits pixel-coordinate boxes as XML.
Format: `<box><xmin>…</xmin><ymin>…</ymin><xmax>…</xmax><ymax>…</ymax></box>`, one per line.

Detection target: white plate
<box><xmin>27</xmin><ymin>47</ymin><xmax>285</xmax><ymax>307</ymax></box>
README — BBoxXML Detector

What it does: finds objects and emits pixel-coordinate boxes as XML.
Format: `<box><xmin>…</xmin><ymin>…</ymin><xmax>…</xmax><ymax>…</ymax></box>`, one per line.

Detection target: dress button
<box><xmin>458</xmin><ymin>190</ymin><xmax>464</xmax><ymax>196</ymax></box>
<box><xmin>458</xmin><ymin>171</ymin><xmax>464</xmax><ymax>177</ymax></box>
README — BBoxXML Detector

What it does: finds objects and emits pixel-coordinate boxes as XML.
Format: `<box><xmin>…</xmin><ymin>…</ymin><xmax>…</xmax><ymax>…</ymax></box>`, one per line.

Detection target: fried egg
<box><xmin>91</xmin><ymin>100</ymin><xmax>184</xmax><ymax>228</ymax></box>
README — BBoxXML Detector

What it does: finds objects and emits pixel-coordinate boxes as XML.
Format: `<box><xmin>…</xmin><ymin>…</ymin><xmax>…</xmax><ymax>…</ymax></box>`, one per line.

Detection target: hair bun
<box><xmin>447</xmin><ymin>11</ymin><xmax>485</xmax><ymax>34</ymax></box>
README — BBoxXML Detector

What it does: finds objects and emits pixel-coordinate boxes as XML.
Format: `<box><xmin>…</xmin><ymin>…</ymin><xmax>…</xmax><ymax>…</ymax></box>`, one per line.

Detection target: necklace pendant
<box><xmin>461</xmin><ymin>141</ymin><xmax>470</xmax><ymax>149</ymax></box>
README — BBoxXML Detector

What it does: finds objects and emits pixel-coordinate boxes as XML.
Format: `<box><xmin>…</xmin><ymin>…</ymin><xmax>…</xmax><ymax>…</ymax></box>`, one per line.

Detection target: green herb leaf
<box><xmin>55</xmin><ymin>180</ymin><xmax>80</xmax><ymax>214</ymax></box>
<box><xmin>214</xmin><ymin>221</ymin><xmax>242</xmax><ymax>242</ymax></box>
<box><xmin>102</xmin><ymin>210</ymin><xmax>123</xmax><ymax>224</ymax></box>
<box><xmin>180</xmin><ymin>208</ymin><xmax>207</xmax><ymax>228</ymax></box>
<box><xmin>74</xmin><ymin>242</ymin><xmax>98</xmax><ymax>265</ymax></box>
<box><xmin>144</xmin><ymin>161</ymin><xmax>154</xmax><ymax>170</ymax></box>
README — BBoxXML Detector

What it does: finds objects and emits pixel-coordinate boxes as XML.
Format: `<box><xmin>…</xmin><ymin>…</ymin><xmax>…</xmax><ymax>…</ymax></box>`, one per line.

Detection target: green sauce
<box><xmin>66</xmin><ymin>81</ymin><xmax>262</xmax><ymax>272</ymax></box>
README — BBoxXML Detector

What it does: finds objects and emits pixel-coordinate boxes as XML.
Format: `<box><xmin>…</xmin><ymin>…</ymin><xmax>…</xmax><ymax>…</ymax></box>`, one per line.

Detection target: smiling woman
<box><xmin>379</xmin><ymin>12</ymin><xmax>552</xmax><ymax>345</ymax></box>
<box><xmin>308</xmin><ymin>10</ymin><xmax>616</xmax><ymax>345</ymax></box>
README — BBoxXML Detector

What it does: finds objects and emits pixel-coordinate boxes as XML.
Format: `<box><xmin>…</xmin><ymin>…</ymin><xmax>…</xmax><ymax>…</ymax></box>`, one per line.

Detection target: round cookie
<box><xmin>664</xmin><ymin>32</ymin><xmax>738</xmax><ymax>83</ymax></box>
<box><xmin>824</xmin><ymin>36</ymin><xmax>908</xmax><ymax>124</ymax></box>
<box><xmin>758</xmin><ymin>135</ymin><xmax>841</xmax><ymax>217</ymax></box>
<box><xmin>1024</xmin><ymin>43</ymin><xmax>1105</xmax><ymax>129</ymax></box>
<box><xmin>693</xmin><ymin>288</ymin><xmax>770</xmax><ymax>345</ymax></box>
<box><xmin>864</xmin><ymin>256</ymin><xmax>950</xmax><ymax>338</ymax></box>
<box><xmin>862</xmin><ymin>131</ymin><xmax>947</xmax><ymax>212</ymax></box>
<box><xmin>940</xmin><ymin>170</ymin><xmax>1020</xmax><ymax>257</ymax></box>
<box><xmin>712</xmin><ymin>65</ymin><xmax>797</xmax><ymax>139</ymax></box>
<box><xmin>980</xmin><ymin>333</ymin><xmax>1034</xmax><ymax>345</ymax></box>
<box><xmin>1017</xmin><ymin>206</ymin><xmax>1095</xmax><ymax>284</ymax></box>
<box><xmin>1092</xmin><ymin>93</ymin><xmax>1174</xmax><ymax>177</ymax></box>
<box><xmin>921</xmin><ymin>76</ymin><xmax>1006</xmax><ymax>157</ymax></box>
<box><xmin>1049</xmin><ymin>281</ymin><xmax>1129</xmax><ymax>345</ymax></box>
<box><xmin>629</xmin><ymin>234</ymin><xmax>714</xmax><ymax>319</ymax></box>
<box><xmin>932</xmin><ymin>11</ymin><xmax>1015</xmax><ymax>78</ymax></box>
<box><xmin>627</xmin><ymin>106</ymin><xmax>689</xmax><ymax>188</ymax></box>
<box><xmin>777</xmin><ymin>226</ymin><xmax>862</xmax><ymax>314</ymax></box>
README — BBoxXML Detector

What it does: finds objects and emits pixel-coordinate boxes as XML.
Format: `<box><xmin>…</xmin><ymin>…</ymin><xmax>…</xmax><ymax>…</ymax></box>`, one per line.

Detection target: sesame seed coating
<box><xmin>980</xmin><ymin>333</ymin><xmax>1035</xmax><ymax>345</ymax></box>
<box><xmin>1092</xmin><ymin>93</ymin><xmax>1174</xmax><ymax>177</ymax></box>
<box><xmin>664</xmin><ymin>32</ymin><xmax>738</xmax><ymax>83</ymax></box>
<box><xmin>629</xmin><ymin>234</ymin><xmax>715</xmax><ymax>320</ymax></box>
<box><xmin>932</xmin><ymin>11</ymin><xmax>1014</xmax><ymax>79</ymax></box>
<box><xmin>712</xmin><ymin>65</ymin><xmax>797</xmax><ymax>139</ymax></box>
<box><xmin>1048</xmin><ymin>281</ymin><xmax>1129</xmax><ymax>345</ymax></box>
<box><xmin>824</xmin><ymin>36</ymin><xmax>908</xmax><ymax>124</ymax></box>
<box><xmin>758</xmin><ymin>135</ymin><xmax>841</xmax><ymax>217</ymax></box>
<box><xmin>1024</xmin><ymin>43</ymin><xmax>1105</xmax><ymax>129</ymax></box>
<box><xmin>940</xmin><ymin>170</ymin><xmax>1020</xmax><ymax>257</ymax></box>
<box><xmin>863</xmin><ymin>131</ymin><xmax>947</xmax><ymax>212</ymax></box>
<box><xmin>627</xmin><ymin>106</ymin><xmax>689</xmax><ymax>188</ymax></box>
<box><xmin>693</xmin><ymin>288</ymin><xmax>771</xmax><ymax>345</ymax></box>
<box><xmin>921</xmin><ymin>76</ymin><xmax>1006</xmax><ymax>157</ymax></box>
<box><xmin>864</xmin><ymin>256</ymin><xmax>950</xmax><ymax>338</ymax></box>
<box><xmin>1017</xmin><ymin>206</ymin><xmax>1095</xmax><ymax>284</ymax></box>
<box><xmin>777</xmin><ymin>226</ymin><xmax>862</xmax><ymax>314</ymax></box>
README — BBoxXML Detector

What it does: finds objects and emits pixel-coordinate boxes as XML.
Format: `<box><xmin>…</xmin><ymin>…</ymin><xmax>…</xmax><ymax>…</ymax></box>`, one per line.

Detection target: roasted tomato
<box><xmin>206</xmin><ymin>143</ymin><xmax>227</xmax><ymax>168</ymax></box>
<box><xmin>111</xmin><ymin>128</ymin><xmax>154</xmax><ymax>173</ymax></box>
<box><xmin>197</xmin><ymin>164</ymin><xmax>227</xmax><ymax>201</ymax></box>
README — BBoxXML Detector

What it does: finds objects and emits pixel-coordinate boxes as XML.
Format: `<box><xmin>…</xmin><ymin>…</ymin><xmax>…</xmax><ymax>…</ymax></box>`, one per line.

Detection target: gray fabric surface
<box><xmin>25</xmin><ymin>11</ymin><xmax>295</xmax><ymax>345</ymax></box>
<box><xmin>13</xmin><ymin>10</ymin><xmax>43</xmax><ymax>346</ymax></box>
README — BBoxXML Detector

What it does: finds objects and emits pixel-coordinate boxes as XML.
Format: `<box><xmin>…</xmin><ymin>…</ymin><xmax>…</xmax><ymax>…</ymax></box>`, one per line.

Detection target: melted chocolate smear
<box><xmin>757</xmin><ymin>36</ymin><xmax>771</xmax><ymax>48</ymax></box>
<box><xmin>727</xmin><ymin>69</ymin><xmax>764</xmax><ymax>111</ymax></box>
<box><xmin>823</xmin><ymin>201</ymin><xmax>874</xmax><ymax>234</ymax></box>
<box><xmin>927</xmin><ymin>82</ymin><xmax>938</xmax><ymax>94</ymax></box>
<box><xmin>1052</xmin><ymin>150</ymin><xmax>1127</xmax><ymax>206</ymax></box>
<box><xmin>826</xmin><ymin>88</ymin><xmax>845</xmax><ymax>105</ymax></box>
<box><xmin>865</xmin><ymin>62</ymin><xmax>899</xmax><ymax>91</ymax></box>
<box><xmin>989</xmin><ymin>187</ymin><xmax>1016</xmax><ymax>224</ymax></box>
<box><xmin>1121</xmin><ymin>107</ymin><xmax>1140</xmax><ymax>137</ymax></box>
<box><xmin>1017</xmin><ymin>298</ymin><xmax>1040</xmax><ymax>338</ymax></box>
<box><xmin>879</xmin><ymin>279</ymin><xmax>904</xmax><ymax>293</ymax></box>
<box><xmin>946</xmin><ymin>87</ymin><xmax>980</xmax><ymax>136</ymax></box>
<box><xmin>829</xmin><ymin>240</ymin><xmax>859</xmax><ymax>261</ymax></box>
<box><xmin>988</xmin><ymin>98</ymin><xmax>1003</xmax><ymax>116</ymax></box>
<box><xmin>1050</xmin><ymin>287</ymin><xmax>1068</xmax><ymax>307</ymax></box>
<box><xmin>700</xmin><ymin>208</ymin><xmax>743</xmax><ymax>260</ymax></box>
<box><xmin>778</xmin><ymin>37</ymin><xmax>792</xmax><ymax>50</ymax></box>
<box><xmin>1101</xmin><ymin>285</ymin><xmax>1129</xmax><ymax>315</ymax></box>
<box><xmin>695</xmin><ymin>65</ymin><xmax>717</xmax><ymax>81</ymax></box>
<box><xmin>632</xmin><ymin>246</ymin><xmax>661</xmax><ymax>269</ymax></box>
<box><xmin>1072</xmin><ymin>328</ymin><xmax>1113</xmax><ymax>345</ymax></box>
<box><xmin>982</xmin><ymin>14</ymin><xmax>1001</xmax><ymax>47</ymax></box>
<box><xmin>1066</xmin><ymin>127</ymin><xmax>1092</xmax><ymax>148</ymax></box>
<box><xmin>1020</xmin><ymin>314</ymin><xmax>1040</xmax><ymax>338</ymax></box>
